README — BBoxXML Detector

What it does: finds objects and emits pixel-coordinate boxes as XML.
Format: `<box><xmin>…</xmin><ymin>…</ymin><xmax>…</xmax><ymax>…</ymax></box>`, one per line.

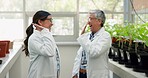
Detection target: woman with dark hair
<box><xmin>23</xmin><ymin>10</ymin><xmax>60</xmax><ymax>78</ymax></box>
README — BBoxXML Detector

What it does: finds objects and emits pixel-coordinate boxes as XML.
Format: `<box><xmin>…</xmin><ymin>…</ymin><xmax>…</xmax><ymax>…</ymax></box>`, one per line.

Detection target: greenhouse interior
<box><xmin>0</xmin><ymin>0</ymin><xmax>148</xmax><ymax>78</ymax></box>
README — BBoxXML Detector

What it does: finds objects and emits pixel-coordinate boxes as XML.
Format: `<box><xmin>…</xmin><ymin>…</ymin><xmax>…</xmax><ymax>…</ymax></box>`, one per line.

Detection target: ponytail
<box><xmin>23</xmin><ymin>24</ymin><xmax>33</xmax><ymax>56</ymax></box>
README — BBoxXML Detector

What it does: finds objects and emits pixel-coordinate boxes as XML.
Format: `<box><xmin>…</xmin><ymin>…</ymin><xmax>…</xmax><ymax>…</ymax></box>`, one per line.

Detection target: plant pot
<box><xmin>132</xmin><ymin>42</ymin><xmax>148</xmax><ymax>72</ymax></box>
<box><xmin>108</xmin><ymin>47</ymin><xmax>115</xmax><ymax>59</ymax></box>
<box><xmin>145</xmin><ymin>72</ymin><xmax>148</xmax><ymax>77</ymax></box>
<box><xmin>112</xmin><ymin>46</ymin><xmax>119</xmax><ymax>61</ymax></box>
<box><xmin>120</xmin><ymin>42</ymin><xmax>129</xmax><ymax>64</ymax></box>
<box><xmin>125</xmin><ymin>50</ymin><xmax>139</xmax><ymax>68</ymax></box>
<box><xmin>0</xmin><ymin>60</ymin><xmax>2</xmax><ymax>64</ymax></box>
<box><xmin>118</xmin><ymin>48</ymin><xmax>129</xmax><ymax>64</ymax></box>
<box><xmin>0</xmin><ymin>41</ymin><xmax>7</xmax><ymax>57</ymax></box>
<box><xmin>134</xmin><ymin>52</ymin><xmax>148</xmax><ymax>73</ymax></box>
<box><xmin>0</xmin><ymin>40</ymin><xmax>10</xmax><ymax>54</ymax></box>
<box><xmin>118</xmin><ymin>49</ymin><xmax>125</xmax><ymax>64</ymax></box>
<box><xmin>111</xmin><ymin>41</ymin><xmax>121</xmax><ymax>61</ymax></box>
<box><xmin>110</xmin><ymin>37</ymin><xmax>118</xmax><ymax>59</ymax></box>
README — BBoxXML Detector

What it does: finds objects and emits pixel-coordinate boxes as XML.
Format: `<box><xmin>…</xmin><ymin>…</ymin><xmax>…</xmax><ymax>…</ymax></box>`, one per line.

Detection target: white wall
<box><xmin>20</xmin><ymin>52</ymin><xmax>30</xmax><ymax>78</ymax></box>
<box><xmin>9</xmin><ymin>55</ymin><xmax>22</xmax><ymax>78</ymax></box>
<box><xmin>58</xmin><ymin>44</ymin><xmax>80</xmax><ymax>78</ymax></box>
<box><xmin>20</xmin><ymin>43</ymin><xmax>80</xmax><ymax>78</ymax></box>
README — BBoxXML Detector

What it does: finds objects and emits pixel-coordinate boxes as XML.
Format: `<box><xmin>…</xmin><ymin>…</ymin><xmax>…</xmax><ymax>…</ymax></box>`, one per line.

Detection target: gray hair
<box><xmin>89</xmin><ymin>9</ymin><xmax>106</xmax><ymax>26</ymax></box>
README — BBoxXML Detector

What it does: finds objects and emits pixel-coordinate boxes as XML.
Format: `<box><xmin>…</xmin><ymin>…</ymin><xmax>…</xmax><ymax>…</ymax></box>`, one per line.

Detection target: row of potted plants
<box><xmin>105</xmin><ymin>22</ymin><xmax>148</xmax><ymax>77</ymax></box>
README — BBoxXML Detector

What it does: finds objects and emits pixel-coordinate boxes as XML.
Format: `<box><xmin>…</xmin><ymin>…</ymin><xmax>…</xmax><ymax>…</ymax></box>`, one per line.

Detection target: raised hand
<box><xmin>81</xmin><ymin>21</ymin><xmax>90</xmax><ymax>35</ymax></box>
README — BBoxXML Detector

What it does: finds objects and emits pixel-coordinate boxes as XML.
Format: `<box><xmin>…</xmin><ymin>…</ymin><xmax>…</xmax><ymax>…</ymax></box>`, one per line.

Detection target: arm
<box><xmin>72</xmin><ymin>47</ymin><xmax>83</xmax><ymax>77</ymax></box>
<box><xmin>28</xmin><ymin>28</ymin><xmax>55</xmax><ymax>57</ymax></box>
<box><xmin>77</xmin><ymin>32</ymin><xmax>111</xmax><ymax>58</ymax></box>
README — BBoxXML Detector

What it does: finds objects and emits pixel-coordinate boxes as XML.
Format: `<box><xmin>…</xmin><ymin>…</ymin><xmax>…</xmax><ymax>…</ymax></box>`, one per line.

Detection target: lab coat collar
<box><xmin>93</xmin><ymin>27</ymin><xmax>105</xmax><ymax>36</ymax></box>
<box><xmin>33</xmin><ymin>27</ymin><xmax>50</xmax><ymax>32</ymax></box>
<box><xmin>33</xmin><ymin>28</ymin><xmax>52</xmax><ymax>35</ymax></box>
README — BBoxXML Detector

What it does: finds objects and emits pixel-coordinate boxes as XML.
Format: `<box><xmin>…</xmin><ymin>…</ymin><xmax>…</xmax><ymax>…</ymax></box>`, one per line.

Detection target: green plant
<box><xmin>105</xmin><ymin>22</ymin><xmax>148</xmax><ymax>48</ymax></box>
<box><xmin>135</xmin><ymin>23</ymin><xmax>148</xmax><ymax>47</ymax></box>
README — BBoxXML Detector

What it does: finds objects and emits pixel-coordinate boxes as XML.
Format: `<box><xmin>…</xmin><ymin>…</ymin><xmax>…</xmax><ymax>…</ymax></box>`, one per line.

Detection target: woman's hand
<box><xmin>32</xmin><ymin>23</ymin><xmax>44</xmax><ymax>31</ymax></box>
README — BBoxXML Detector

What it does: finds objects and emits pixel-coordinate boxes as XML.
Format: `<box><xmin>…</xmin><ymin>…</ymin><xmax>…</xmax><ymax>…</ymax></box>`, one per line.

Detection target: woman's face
<box><xmin>39</xmin><ymin>15</ymin><xmax>53</xmax><ymax>30</ymax></box>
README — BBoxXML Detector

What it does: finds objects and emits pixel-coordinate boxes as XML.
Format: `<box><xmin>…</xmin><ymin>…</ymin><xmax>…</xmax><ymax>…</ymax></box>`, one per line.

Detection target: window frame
<box><xmin>1</xmin><ymin>0</ymin><xmax>145</xmax><ymax>42</ymax></box>
<box><xmin>25</xmin><ymin>12</ymin><xmax>79</xmax><ymax>42</ymax></box>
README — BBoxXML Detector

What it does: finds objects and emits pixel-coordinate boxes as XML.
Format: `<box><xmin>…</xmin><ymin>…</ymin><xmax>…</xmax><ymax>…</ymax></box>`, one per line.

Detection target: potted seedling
<box><xmin>105</xmin><ymin>23</ymin><xmax>125</xmax><ymax>62</ymax></box>
<box><xmin>132</xmin><ymin>23</ymin><xmax>148</xmax><ymax>77</ymax></box>
<box><xmin>121</xmin><ymin>23</ymin><xmax>139</xmax><ymax>68</ymax></box>
<box><xmin>105</xmin><ymin>23</ymin><xmax>119</xmax><ymax>60</ymax></box>
<box><xmin>105</xmin><ymin>23</ymin><xmax>117</xmax><ymax>59</ymax></box>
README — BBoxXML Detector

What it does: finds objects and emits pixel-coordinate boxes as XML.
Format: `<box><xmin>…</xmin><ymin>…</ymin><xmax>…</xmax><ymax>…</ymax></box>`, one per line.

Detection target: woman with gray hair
<box><xmin>72</xmin><ymin>9</ymin><xmax>111</xmax><ymax>78</ymax></box>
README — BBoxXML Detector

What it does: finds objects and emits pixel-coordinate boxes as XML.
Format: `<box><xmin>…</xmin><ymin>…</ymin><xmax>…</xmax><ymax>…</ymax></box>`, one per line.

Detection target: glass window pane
<box><xmin>29</xmin><ymin>17</ymin><xmax>74</xmax><ymax>35</ymax></box>
<box><xmin>79</xmin><ymin>14</ymin><xmax>89</xmax><ymax>35</ymax></box>
<box><xmin>79</xmin><ymin>0</ymin><xmax>123</xmax><ymax>12</ymax></box>
<box><xmin>0</xmin><ymin>13</ymin><xmax>23</xmax><ymax>40</ymax></box>
<box><xmin>132</xmin><ymin>0</ymin><xmax>148</xmax><ymax>24</ymax></box>
<box><xmin>0</xmin><ymin>0</ymin><xmax>23</xmax><ymax>11</ymax></box>
<box><xmin>133</xmin><ymin>0</ymin><xmax>148</xmax><ymax>10</ymax></box>
<box><xmin>106</xmin><ymin>14</ymin><xmax>124</xmax><ymax>25</ymax></box>
<box><xmin>134</xmin><ymin>14</ymin><xmax>148</xmax><ymax>24</ymax></box>
<box><xmin>52</xmin><ymin>17</ymin><xmax>74</xmax><ymax>35</ymax></box>
<box><xmin>26</xmin><ymin>0</ymin><xmax>76</xmax><ymax>12</ymax></box>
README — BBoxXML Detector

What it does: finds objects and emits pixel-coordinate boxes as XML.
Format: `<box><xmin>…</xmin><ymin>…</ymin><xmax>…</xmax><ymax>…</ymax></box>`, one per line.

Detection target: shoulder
<box><xmin>102</xmin><ymin>27</ymin><xmax>111</xmax><ymax>36</ymax></box>
<box><xmin>28</xmin><ymin>31</ymin><xmax>42</xmax><ymax>43</ymax></box>
<box><xmin>77</xmin><ymin>32</ymin><xmax>90</xmax><ymax>42</ymax></box>
<box><xmin>104</xmin><ymin>31</ymin><xmax>111</xmax><ymax>36</ymax></box>
<box><xmin>81</xmin><ymin>32</ymin><xmax>91</xmax><ymax>37</ymax></box>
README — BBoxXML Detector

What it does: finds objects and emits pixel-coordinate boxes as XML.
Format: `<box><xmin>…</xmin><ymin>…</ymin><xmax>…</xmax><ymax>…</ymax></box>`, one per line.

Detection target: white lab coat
<box><xmin>72</xmin><ymin>27</ymin><xmax>111</xmax><ymax>78</ymax></box>
<box><xmin>28</xmin><ymin>28</ymin><xmax>60</xmax><ymax>78</ymax></box>
<box><xmin>72</xmin><ymin>46</ymin><xmax>83</xmax><ymax>77</ymax></box>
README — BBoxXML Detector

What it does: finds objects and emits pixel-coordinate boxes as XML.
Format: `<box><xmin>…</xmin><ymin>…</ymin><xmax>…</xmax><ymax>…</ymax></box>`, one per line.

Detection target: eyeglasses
<box><xmin>88</xmin><ymin>17</ymin><xmax>97</xmax><ymax>21</ymax></box>
<box><xmin>46</xmin><ymin>18</ymin><xmax>53</xmax><ymax>22</ymax></box>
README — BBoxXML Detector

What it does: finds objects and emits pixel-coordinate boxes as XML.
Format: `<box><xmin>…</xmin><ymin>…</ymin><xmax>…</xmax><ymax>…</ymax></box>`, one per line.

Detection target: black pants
<box><xmin>79</xmin><ymin>72</ymin><xmax>87</xmax><ymax>78</ymax></box>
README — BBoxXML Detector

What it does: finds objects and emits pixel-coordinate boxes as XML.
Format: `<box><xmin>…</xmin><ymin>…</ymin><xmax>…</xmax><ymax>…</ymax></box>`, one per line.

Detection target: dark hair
<box><xmin>23</xmin><ymin>10</ymin><xmax>51</xmax><ymax>56</ymax></box>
